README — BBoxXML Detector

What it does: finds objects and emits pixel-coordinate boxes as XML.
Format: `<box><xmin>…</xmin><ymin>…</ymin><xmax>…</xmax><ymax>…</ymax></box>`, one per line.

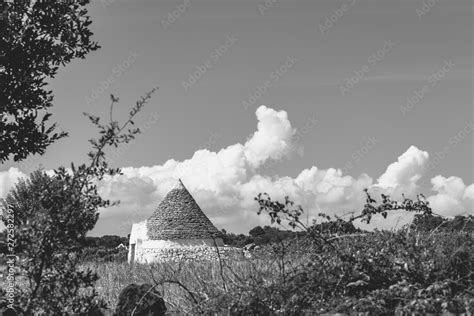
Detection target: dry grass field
<box><xmin>82</xmin><ymin>229</ymin><xmax>473</xmax><ymax>315</ymax></box>
<box><xmin>85</xmin><ymin>251</ymin><xmax>286</xmax><ymax>314</ymax></box>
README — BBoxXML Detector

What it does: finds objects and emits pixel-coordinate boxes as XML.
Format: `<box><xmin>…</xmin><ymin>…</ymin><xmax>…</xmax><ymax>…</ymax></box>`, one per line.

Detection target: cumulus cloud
<box><xmin>94</xmin><ymin>106</ymin><xmax>300</xmax><ymax>234</ymax></box>
<box><xmin>0</xmin><ymin>106</ymin><xmax>472</xmax><ymax>236</ymax></box>
<box><xmin>93</xmin><ymin>109</ymin><xmax>432</xmax><ymax>236</ymax></box>
<box><xmin>373</xmin><ymin>148</ymin><xmax>472</xmax><ymax>218</ymax></box>
<box><xmin>464</xmin><ymin>184</ymin><xmax>474</xmax><ymax>201</ymax></box>
<box><xmin>295</xmin><ymin>167</ymin><xmax>373</xmax><ymax>215</ymax></box>
<box><xmin>376</xmin><ymin>145</ymin><xmax>429</xmax><ymax>197</ymax></box>
<box><xmin>427</xmin><ymin>176</ymin><xmax>473</xmax><ymax>216</ymax></box>
<box><xmin>243</xmin><ymin>105</ymin><xmax>295</xmax><ymax>168</ymax></box>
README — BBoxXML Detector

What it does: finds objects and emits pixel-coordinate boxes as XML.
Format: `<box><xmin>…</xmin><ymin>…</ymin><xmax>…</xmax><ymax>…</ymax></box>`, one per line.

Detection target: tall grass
<box><xmin>86</xmin><ymin>252</ymin><xmax>287</xmax><ymax>314</ymax></box>
<box><xmin>87</xmin><ymin>229</ymin><xmax>473</xmax><ymax>314</ymax></box>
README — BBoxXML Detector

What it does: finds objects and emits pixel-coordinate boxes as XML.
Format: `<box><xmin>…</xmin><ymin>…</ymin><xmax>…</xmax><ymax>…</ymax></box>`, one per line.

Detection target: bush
<box><xmin>104</xmin><ymin>190</ymin><xmax>470</xmax><ymax>315</ymax></box>
<box><xmin>412</xmin><ymin>213</ymin><xmax>474</xmax><ymax>233</ymax></box>
<box><xmin>80</xmin><ymin>247</ymin><xmax>128</xmax><ymax>263</ymax></box>
<box><xmin>87</xmin><ymin>228</ymin><xmax>473</xmax><ymax>315</ymax></box>
<box><xmin>0</xmin><ymin>90</ymin><xmax>157</xmax><ymax>314</ymax></box>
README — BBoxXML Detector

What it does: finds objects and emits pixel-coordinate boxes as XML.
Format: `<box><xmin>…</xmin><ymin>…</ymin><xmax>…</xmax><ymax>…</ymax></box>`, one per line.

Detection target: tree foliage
<box><xmin>245</xmin><ymin>190</ymin><xmax>472</xmax><ymax>314</ymax></box>
<box><xmin>1</xmin><ymin>89</ymin><xmax>157</xmax><ymax>314</ymax></box>
<box><xmin>412</xmin><ymin>213</ymin><xmax>474</xmax><ymax>232</ymax></box>
<box><xmin>249</xmin><ymin>225</ymin><xmax>266</xmax><ymax>238</ymax></box>
<box><xmin>0</xmin><ymin>0</ymin><xmax>99</xmax><ymax>162</ymax></box>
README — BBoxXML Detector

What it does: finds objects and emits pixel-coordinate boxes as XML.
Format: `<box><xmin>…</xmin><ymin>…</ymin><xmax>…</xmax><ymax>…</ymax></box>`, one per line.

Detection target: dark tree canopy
<box><xmin>0</xmin><ymin>0</ymin><xmax>99</xmax><ymax>162</ymax></box>
<box><xmin>411</xmin><ymin>213</ymin><xmax>474</xmax><ymax>232</ymax></box>
<box><xmin>249</xmin><ymin>225</ymin><xmax>265</xmax><ymax>237</ymax></box>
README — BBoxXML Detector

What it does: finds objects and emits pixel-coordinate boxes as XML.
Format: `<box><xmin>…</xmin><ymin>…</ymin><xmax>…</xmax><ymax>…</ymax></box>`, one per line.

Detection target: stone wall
<box><xmin>128</xmin><ymin>220</ymin><xmax>227</xmax><ymax>263</ymax></box>
<box><xmin>134</xmin><ymin>246</ymin><xmax>242</xmax><ymax>264</ymax></box>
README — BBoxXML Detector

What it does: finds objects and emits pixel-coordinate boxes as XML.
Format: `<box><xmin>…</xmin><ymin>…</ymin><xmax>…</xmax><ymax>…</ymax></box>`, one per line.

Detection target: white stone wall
<box><xmin>134</xmin><ymin>245</ymin><xmax>241</xmax><ymax>264</ymax></box>
<box><xmin>128</xmin><ymin>220</ymin><xmax>230</xmax><ymax>264</ymax></box>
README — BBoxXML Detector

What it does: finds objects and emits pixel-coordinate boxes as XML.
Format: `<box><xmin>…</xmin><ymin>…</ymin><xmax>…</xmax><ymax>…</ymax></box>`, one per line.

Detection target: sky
<box><xmin>1</xmin><ymin>0</ymin><xmax>473</xmax><ymax>236</ymax></box>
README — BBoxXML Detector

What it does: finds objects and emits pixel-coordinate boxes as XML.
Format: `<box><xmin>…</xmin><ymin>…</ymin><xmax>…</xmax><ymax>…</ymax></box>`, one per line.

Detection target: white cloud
<box><xmin>376</xmin><ymin>145</ymin><xmax>429</xmax><ymax>196</ymax></box>
<box><xmin>464</xmin><ymin>184</ymin><xmax>474</xmax><ymax>201</ymax></box>
<box><xmin>431</xmin><ymin>176</ymin><xmax>465</xmax><ymax>199</ymax></box>
<box><xmin>0</xmin><ymin>167</ymin><xmax>26</xmax><ymax>199</ymax></box>
<box><xmin>94</xmin><ymin>106</ymin><xmax>300</xmax><ymax>234</ymax></box>
<box><xmin>0</xmin><ymin>107</ymin><xmax>472</xmax><ymax>236</ymax></box>
<box><xmin>243</xmin><ymin>105</ymin><xmax>295</xmax><ymax>168</ymax></box>
<box><xmin>427</xmin><ymin>176</ymin><xmax>473</xmax><ymax>216</ymax></box>
<box><xmin>91</xmin><ymin>106</ymin><xmax>378</xmax><ymax>235</ymax></box>
<box><xmin>295</xmin><ymin>167</ymin><xmax>373</xmax><ymax>214</ymax></box>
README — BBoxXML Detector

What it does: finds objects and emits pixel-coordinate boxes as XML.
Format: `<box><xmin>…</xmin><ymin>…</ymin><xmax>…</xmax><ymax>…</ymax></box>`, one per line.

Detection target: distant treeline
<box><xmin>221</xmin><ymin>219</ymin><xmax>361</xmax><ymax>247</ymax></box>
<box><xmin>80</xmin><ymin>235</ymin><xmax>129</xmax><ymax>248</ymax></box>
<box><xmin>1</xmin><ymin>214</ymin><xmax>471</xmax><ymax>256</ymax></box>
<box><xmin>220</xmin><ymin>214</ymin><xmax>474</xmax><ymax>247</ymax></box>
<box><xmin>411</xmin><ymin>214</ymin><xmax>474</xmax><ymax>232</ymax></box>
<box><xmin>77</xmin><ymin>235</ymin><xmax>129</xmax><ymax>263</ymax></box>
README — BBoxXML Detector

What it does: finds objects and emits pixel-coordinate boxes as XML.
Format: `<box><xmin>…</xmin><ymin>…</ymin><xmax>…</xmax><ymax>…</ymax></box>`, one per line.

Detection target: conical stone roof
<box><xmin>146</xmin><ymin>179</ymin><xmax>221</xmax><ymax>240</ymax></box>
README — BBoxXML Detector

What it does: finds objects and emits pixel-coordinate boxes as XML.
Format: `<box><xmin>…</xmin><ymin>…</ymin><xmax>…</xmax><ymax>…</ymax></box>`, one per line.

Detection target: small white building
<box><xmin>128</xmin><ymin>179</ymin><xmax>224</xmax><ymax>264</ymax></box>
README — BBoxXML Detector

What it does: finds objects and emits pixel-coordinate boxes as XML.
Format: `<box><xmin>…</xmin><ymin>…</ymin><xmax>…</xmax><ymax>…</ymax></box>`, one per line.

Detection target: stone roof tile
<box><xmin>146</xmin><ymin>179</ymin><xmax>221</xmax><ymax>240</ymax></box>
